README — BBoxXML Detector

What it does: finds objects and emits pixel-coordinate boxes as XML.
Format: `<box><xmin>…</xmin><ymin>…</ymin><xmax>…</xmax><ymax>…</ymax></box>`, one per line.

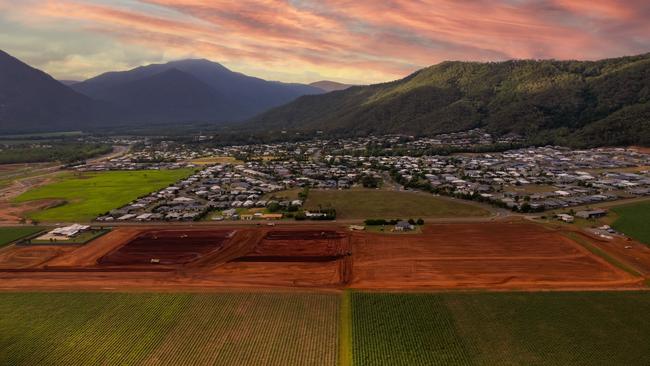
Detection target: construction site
<box><xmin>0</xmin><ymin>219</ymin><xmax>648</xmax><ymax>292</ymax></box>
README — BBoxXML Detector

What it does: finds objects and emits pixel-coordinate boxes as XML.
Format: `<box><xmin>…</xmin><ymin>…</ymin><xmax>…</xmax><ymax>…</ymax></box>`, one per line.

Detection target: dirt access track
<box><xmin>0</xmin><ymin>221</ymin><xmax>645</xmax><ymax>291</ymax></box>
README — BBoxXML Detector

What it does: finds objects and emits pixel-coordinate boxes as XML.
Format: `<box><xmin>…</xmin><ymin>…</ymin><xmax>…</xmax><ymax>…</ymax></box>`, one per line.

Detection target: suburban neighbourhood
<box><xmin>90</xmin><ymin>132</ymin><xmax>649</xmax><ymax>222</ymax></box>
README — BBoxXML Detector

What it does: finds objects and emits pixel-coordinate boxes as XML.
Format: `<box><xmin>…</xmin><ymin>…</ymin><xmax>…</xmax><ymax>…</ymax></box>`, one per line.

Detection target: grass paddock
<box><xmin>304</xmin><ymin>189</ymin><xmax>490</xmax><ymax>219</ymax></box>
<box><xmin>14</xmin><ymin>169</ymin><xmax>193</xmax><ymax>222</ymax></box>
<box><xmin>611</xmin><ymin>201</ymin><xmax>650</xmax><ymax>245</ymax></box>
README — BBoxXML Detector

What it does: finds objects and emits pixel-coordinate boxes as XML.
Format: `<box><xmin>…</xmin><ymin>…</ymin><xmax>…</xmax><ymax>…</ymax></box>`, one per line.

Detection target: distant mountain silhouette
<box><xmin>0</xmin><ymin>51</ymin><xmax>329</xmax><ymax>133</ymax></box>
<box><xmin>92</xmin><ymin>68</ymin><xmax>236</xmax><ymax>124</ymax></box>
<box><xmin>71</xmin><ymin>59</ymin><xmax>324</xmax><ymax>122</ymax></box>
<box><xmin>0</xmin><ymin>50</ymin><xmax>96</xmax><ymax>133</ymax></box>
<box><xmin>309</xmin><ymin>80</ymin><xmax>354</xmax><ymax>92</ymax></box>
<box><xmin>59</xmin><ymin>80</ymin><xmax>80</xmax><ymax>86</ymax></box>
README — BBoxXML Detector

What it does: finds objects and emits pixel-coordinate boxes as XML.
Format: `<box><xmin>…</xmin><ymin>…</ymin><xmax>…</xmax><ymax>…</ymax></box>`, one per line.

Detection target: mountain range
<box><xmin>247</xmin><ymin>53</ymin><xmax>650</xmax><ymax>147</ymax></box>
<box><xmin>1</xmin><ymin>49</ymin><xmax>649</xmax><ymax>146</ymax></box>
<box><xmin>0</xmin><ymin>50</ymin><xmax>331</xmax><ymax>133</ymax></box>
<box><xmin>70</xmin><ymin>58</ymin><xmax>326</xmax><ymax>124</ymax></box>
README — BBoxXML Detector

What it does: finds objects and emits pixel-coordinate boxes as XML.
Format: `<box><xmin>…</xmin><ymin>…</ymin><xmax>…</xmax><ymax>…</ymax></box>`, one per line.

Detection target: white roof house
<box><xmin>50</xmin><ymin>224</ymin><xmax>90</xmax><ymax>237</ymax></box>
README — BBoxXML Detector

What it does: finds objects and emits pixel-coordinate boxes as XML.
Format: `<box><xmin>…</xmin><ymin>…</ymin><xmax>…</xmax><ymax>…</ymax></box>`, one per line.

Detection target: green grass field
<box><xmin>0</xmin><ymin>226</ymin><xmax>43</xmax><ymax>247</ymax></box>
<box><xmin>304</xmin><ymin>189</ymin><xmax>491</xmax><ymax>219</ymax></box>
<box><xmin>611</xmin><ymin>201</ymin><xmax>650</xmax><ymax>245</ymax></box>
<box><xmin>264</xmin><ymin>188</ymin><xmax>304</xmax><ymax>201</ymax></box>
<box><xmin>350</xmin><ymin>291</ymin><xmax>650</xmax><ymax>366</ymax></box>
<box><xmin>0</xmin><ymin>292</ymin><xmax>339</xmax><ymax>366</ymax></box>
<box><xmin>13</xmin><ymin>169</ymin><xmax>193</xmax><ymax>222</ymax></box>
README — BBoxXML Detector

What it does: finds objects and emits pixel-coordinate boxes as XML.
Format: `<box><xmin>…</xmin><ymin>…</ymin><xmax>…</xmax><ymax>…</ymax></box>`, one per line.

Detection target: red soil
<box><xmin>570</xmin><ymin>229</ymin><xmax>650</xmax><ymax>276</ymax></box>
<box><xmin>43</xmin><ymin>228</ymin><xmax>143</xmax><ymax>268</ymax></box>
<box><xmin>350</xmin><ymin>222</ymin><xmax>642</xmax><ymax>289</ymax></box>
<box><xmin>0</xmin><ymin>245</ymin><xmax>78</xmax><ymax>269</ymax></box>
<box><xmin>233</xmin><ymin>229</ymin><xmax>349</xmax><ymax>262</ymax></box>
<box><xmin>0</xmin><ymin>222</ymin><xmax>646</xmax><ymax>291</ymax></box>
<box><xmin>97</xmin><ymin>229</ymin><xmax>234</xmax><ymax>266</ymax></box>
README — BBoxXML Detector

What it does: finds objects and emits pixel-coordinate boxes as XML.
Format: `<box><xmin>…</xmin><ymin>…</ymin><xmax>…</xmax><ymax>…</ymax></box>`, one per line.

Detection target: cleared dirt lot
<box><xmin>234</xmin><ymin>230</ymin><xmax>350</xmax><ymax>262</ymax></box>
<box><xmin>0</xmin><ymin>226</ymin><xmax>350</xmax><ymax>290</ymax></box>
<box><xmin>350</xmin><ymin>222</ymin><xmax>643</xmax><ymax>289</ymax></box>
<box><xmin>569</xmin><ymin>229</ymin><xmax>650</xmax><ymax>276</ymax></box>
<box><xmin>98</xmin><ymin>229</ymin><xmax>234</xmax><ymax>266</ymax></box>
<box><xmin>0</xmin><ymin>245</ymin><xmax>78</xmax><ymax>269</ymax></box>
<box><xmin>0</xmin><ymin>222</ymin><xmax>645</xmax><ymax>291</ymax></box>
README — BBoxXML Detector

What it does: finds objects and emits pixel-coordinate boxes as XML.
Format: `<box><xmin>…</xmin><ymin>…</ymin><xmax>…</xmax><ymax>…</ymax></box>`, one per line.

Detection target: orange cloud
<box><xmin>2</xmin><ymin>0</ymin><xmax>649</xmax><ymax>83</ymax></box>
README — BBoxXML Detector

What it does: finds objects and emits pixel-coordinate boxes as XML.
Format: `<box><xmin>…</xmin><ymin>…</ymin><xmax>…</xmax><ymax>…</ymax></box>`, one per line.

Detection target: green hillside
<box><xmin>247</xmin><ymin>54</ymin><xmax>650</xmax><ymax>147</ymax></box>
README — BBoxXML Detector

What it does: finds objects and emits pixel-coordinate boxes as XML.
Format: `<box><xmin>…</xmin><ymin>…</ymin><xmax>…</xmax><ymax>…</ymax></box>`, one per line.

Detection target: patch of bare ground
<box><xmin>0</xmin><ymin>223</ymin><xmax>645</xmax><ymax>292</ymax></box>
<box><xmin>350</xmin><ymin>222</ymin><xmax>643</xmax><ymax>290</ymax></box>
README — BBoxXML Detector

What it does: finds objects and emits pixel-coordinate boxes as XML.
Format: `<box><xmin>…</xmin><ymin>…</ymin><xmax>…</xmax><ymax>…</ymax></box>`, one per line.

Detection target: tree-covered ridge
<box><xmin>0</xmin><ymin>143</ymin><xmax>112</xmax><ymax>164</ymax></box>
<box><xmin>248</xmin><ymin>53</ymin><xmax>650</xmax><ymax>147</ymax></box>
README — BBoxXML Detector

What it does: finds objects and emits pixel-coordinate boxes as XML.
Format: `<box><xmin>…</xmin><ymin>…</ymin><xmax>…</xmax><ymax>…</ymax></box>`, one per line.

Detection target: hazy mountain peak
<box><xmin>61</xmin><ymin>54</ymin><xmax>326</xmax><ymax>125</ymax></box>
<box><xmin>166</xmin><ymin>58</ymin><xmax>229</xmax><ymax>70</ymax></box>
<box><xmin>309</xmin><ymin>80</ymin><xmax>354</xmax><ymax>92</ymax></box>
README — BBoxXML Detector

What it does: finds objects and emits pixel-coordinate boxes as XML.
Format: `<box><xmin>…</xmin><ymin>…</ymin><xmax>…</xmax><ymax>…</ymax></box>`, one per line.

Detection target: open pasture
<box><xmin>351</xmin><ymin>222</ymin><xmax>642</xmax><ymax>289</ymax></box>
<box><xmin>611</xmin><ymin>201</ymin><xmax>650</xmax><ymax>245</ymax></box>
<box><xmin>0</xmin><ymin>226</ymin><xmax>43</xmax><ymax>247</ymax></box>
<box><xmin>304</xmin><ymin>189</ymin><xmax>491</xmax><ymax>219</ymax></box>
<box><xmin>13</xmin><ymin>169</ymin><xmax>194</xmax><ymax>222</ymax></box>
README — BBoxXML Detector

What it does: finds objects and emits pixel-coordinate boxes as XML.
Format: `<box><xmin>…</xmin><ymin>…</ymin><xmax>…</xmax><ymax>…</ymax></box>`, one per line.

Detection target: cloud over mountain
<box><xmin>1</xmin><ymin>1</ymin><xmax>649</xmax><ymax>84</ymax></box>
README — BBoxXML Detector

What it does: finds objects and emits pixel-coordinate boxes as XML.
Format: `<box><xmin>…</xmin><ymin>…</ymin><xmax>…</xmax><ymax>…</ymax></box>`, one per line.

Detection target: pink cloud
<box><xmin>4</xmin><ymin>0</ymin><xmax>650</xmax><ymax>83</ymax></box>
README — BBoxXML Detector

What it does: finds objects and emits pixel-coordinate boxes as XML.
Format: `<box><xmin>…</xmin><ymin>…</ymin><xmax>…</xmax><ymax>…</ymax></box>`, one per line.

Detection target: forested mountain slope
<box><xmin>248</xmin><ymin>54</ymin><xmax>650</xmax><ymax>146</ymax></box>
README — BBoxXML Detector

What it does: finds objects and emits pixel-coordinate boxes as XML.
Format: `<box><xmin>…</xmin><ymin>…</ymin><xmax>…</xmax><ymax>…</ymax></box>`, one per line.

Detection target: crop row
<box><xmin>0</xmin><ymin>292</ymin><xmax>339</xmax><ymax>366</ymax></box>
<box><xmin>349</xmin><ymin>291</ymin><xmax>650</xmax><ymax>366</ymax></box>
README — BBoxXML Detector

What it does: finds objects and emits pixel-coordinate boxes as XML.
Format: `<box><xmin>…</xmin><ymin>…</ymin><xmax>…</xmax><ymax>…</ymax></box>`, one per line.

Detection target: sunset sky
<box><xmin>1</xmin><ymin>0</ymin><xmax>649</xmax><ymax>84</ymax></box>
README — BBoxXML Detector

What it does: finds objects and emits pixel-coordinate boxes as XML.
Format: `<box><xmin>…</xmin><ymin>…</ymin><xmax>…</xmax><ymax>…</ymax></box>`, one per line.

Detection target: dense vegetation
<box><xmin>249</xmin><ymin>54</ymin><xmax>650</xmax><ymax>147</ymax></box>
<box><xmin>611</xmin><ymin>201</ymin><xmax>650</xmax><ymax>245</ymax></box>
<box><xmin>350</xmin><ymin>291</ymin><xmax>650</xmax><ymax>365</ymax></box>
<box><xmin>14</xmin><ymin>169</ymin><xmax>193</xmax><ymax>222</ymax></box>
<box><xmin>0</xmin><ymin>226</ymin><xmax>43</xmax><ymax>247</ymax></box>
<box><xmin>0</xmin><ymin>142</ymin><xmax>112</xmax><ymax>164</ymax></box>
<box><xmin>0</xmin><ymin>292</ymin><xmax>339</xmax><ymax>366</ymax></box>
